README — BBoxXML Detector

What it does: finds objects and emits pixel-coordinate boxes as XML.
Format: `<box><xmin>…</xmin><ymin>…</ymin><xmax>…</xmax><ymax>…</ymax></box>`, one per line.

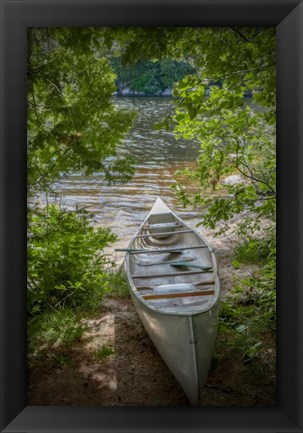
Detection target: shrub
<box><xmin>27</xmin><ymin>204</ymin><xmax>117</xmax><ymax>315</ymax></box>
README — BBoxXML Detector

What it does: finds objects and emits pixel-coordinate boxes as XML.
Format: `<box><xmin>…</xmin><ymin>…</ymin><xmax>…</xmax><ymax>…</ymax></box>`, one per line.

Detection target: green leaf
<box><xmin>236</xmin><ymin>324</ymin><xmax>247</xmax><ymax>333</ymax></box>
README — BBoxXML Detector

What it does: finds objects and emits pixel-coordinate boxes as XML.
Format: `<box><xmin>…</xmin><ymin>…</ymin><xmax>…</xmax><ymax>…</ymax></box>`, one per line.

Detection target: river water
<box><xmin>52</xmin><ymin>97</ymin><xmax>204</xmax><ymax>238</ymax></box>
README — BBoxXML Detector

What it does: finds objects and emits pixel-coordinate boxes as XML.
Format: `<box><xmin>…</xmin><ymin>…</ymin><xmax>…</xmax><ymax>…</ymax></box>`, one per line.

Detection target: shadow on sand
<box><xmin>27</xmin><ymin>297</ymin><xmax>190</xmax><ymax>406</ymax></box>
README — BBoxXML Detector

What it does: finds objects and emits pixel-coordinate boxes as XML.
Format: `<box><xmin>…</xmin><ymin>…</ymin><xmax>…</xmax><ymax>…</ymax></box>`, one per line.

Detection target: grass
<box><xmin>92</xmin><ymin>345</ymin><xmax>115</xmax><ymax>361</ymax></box>
<box><xmin>216</xmin><ymin>232</ymin><xmax>276</xmax><ymax>381</ymax></box>
<box><xmin>28</xmin><ymin>308</ymin><xmax>88</xmax><ymax>357</ymax></box>
<box><xmin>53</xmin><ymin>352</ymin><xmax>69</xmax><ymax>367</ymax></box>
<box><xmin>215</xmin><ymin>313</ymin><xmax>276</xmax><ymax>381</ymax></box>
<box><xmin>28</xmin><ymin>267</ymin><xmax>131</xmax><ymax>360</ymax></box>
<box><xmin>233</xmin><ymin>237</ymin><xmax>271</xmax><ymax>264</ymax></box>
<box><xmin>106</xmin><ymin>270</ymin><xmax>130</xmax><ymax>299</ymax></box>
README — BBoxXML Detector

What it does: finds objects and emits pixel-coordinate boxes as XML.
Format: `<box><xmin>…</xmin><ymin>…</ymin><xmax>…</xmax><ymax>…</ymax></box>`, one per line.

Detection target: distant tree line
<box><xmin>110</xmin><ymin>57</ymin><xmax>195</xmax><ymax>95</ymax></box>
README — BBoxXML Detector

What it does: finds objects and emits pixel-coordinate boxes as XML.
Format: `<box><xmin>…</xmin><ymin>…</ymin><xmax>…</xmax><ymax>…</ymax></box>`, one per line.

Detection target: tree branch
<box><xmin>34</xmin><ymin>144</ymin><xmax>73</xmax><ymax>190</ymax></box>
<box><xmin>236</xmin><ymin>162</ymin><xmax>275</xmax><ymax>197</ymax></box>
<box><xmin>215</xmin><ymin>63</ymin><xmax>276</xmax><ymax>83</ymax></box>
<box><xmin>54</xmin><ymin>288</ymin><xmax>78</xmax><ymax>308</ymax></box>
<box><xmin>231</xmin><ymin>28</ymin><xmax>251</xmax><ymax>43</ymax></box>
<box><xmin>232</xmin><ymin>137</ymin><xmax>275</xmax><ymax>197</ymax></box>
<box><xmin>46</xmin><ymin>77</ymin><xmax>65</xmax><ymax>97</ymax></box>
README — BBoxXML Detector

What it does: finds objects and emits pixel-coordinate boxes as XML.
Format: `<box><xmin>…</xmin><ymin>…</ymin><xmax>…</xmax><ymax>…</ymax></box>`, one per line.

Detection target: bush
<box><xmin>27</xmin><ymin>204</ymin><xmax>117</xmax><ymax>315</ymax></box>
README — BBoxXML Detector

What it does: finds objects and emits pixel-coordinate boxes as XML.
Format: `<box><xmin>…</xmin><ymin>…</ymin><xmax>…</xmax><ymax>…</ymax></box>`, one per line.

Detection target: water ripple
<box><xmin>49</xmin><ymin>97</ymin><xmax>205</xmax><ymax>238</ymax></box>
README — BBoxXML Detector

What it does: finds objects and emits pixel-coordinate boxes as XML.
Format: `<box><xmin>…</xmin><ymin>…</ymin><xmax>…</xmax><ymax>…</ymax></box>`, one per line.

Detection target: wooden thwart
<box><xmin>136</xmin><ymin>229</ymin><xmax>195</xmax><ymax>238</ymax></box>
<box><xmin>143</xmin><ymin>290</ymin><xmax>215</xmax><ymax>300</ymax></box>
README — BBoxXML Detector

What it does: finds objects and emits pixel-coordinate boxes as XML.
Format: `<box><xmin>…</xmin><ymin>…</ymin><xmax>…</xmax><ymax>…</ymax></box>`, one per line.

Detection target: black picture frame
<box><xmin>1</xmin><ymin>0</ymin><xmax>302</xmax><ymax>432</ymax></box>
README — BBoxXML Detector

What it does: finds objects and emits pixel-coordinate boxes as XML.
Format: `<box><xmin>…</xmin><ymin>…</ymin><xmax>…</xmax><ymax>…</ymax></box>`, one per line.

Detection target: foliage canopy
<box><xmin>27</xmin><ymin>27</ymin><xmax>136</xmax><ymax>196</ymax></box>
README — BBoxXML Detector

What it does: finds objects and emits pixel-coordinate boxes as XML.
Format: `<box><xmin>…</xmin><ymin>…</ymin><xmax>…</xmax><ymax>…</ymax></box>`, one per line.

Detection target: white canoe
<box><xmin>120</xmin><ymin>197</ymin><xmax>220</xmax><ymax>405</ymax></box>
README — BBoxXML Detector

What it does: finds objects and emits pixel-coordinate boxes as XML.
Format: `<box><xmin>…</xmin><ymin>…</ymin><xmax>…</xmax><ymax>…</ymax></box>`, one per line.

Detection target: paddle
<box><xmin>136</xmin><ymin>256</ymin><xmax>198</xmax><ymax>267</ymax></box>
<box><xmin>169</xmin><ymin>261</ymin><xmax>213</xmax><ymax>271</ymax></box>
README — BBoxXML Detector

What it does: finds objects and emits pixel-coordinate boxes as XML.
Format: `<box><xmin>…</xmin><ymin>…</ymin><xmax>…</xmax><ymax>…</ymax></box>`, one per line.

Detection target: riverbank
<box><xmin>27</xmin><ymin>215</ymin><xmax>276</xmax><ymax>406</ymax></box>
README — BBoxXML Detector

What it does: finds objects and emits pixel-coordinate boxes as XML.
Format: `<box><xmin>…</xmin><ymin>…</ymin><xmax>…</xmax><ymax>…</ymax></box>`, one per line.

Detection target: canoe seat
<box><xmin>141</xmin><ymin>283</ymin><xmax>215</xmax><ymax>301</ymax></box>
<box><xmin>153</xmin><ymin>283</ymin><xmax>197</xmax><ymax>294</ymax></box>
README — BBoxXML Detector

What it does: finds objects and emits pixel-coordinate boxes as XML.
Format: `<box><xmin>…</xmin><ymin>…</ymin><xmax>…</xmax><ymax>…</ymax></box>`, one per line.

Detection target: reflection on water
<box><xmin>50</xmin><ymin>97</ymin><xmax>204</xmax><ymax>237</ymax></box>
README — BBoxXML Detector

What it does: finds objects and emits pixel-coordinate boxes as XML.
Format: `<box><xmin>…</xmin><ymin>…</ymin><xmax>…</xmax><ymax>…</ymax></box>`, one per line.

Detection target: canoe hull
<box><xmin>129</xmin><ymin>286</ymin><xmax>220</xmax><ymax>405</ymax></box>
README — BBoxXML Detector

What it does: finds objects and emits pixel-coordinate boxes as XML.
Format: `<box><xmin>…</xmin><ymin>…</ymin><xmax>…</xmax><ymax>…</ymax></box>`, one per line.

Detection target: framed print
<box><xmin>0</xmin><ymin>0</ymin><xmax>302</xmax><ymax>432</ymax></box>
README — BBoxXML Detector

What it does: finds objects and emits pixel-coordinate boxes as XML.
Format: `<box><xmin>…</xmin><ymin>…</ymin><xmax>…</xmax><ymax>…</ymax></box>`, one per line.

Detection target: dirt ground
<box><xmin>27</xmin><ymin>217</ymin><xmax>276</xmax><ymax>406</ymax></box>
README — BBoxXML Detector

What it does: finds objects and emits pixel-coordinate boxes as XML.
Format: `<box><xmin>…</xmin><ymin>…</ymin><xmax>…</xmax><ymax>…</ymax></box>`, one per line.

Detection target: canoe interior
<box><xmin>127</xmin><ymin>199</ymin><xmax>219</xmax><ymax>315</ymax></box>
